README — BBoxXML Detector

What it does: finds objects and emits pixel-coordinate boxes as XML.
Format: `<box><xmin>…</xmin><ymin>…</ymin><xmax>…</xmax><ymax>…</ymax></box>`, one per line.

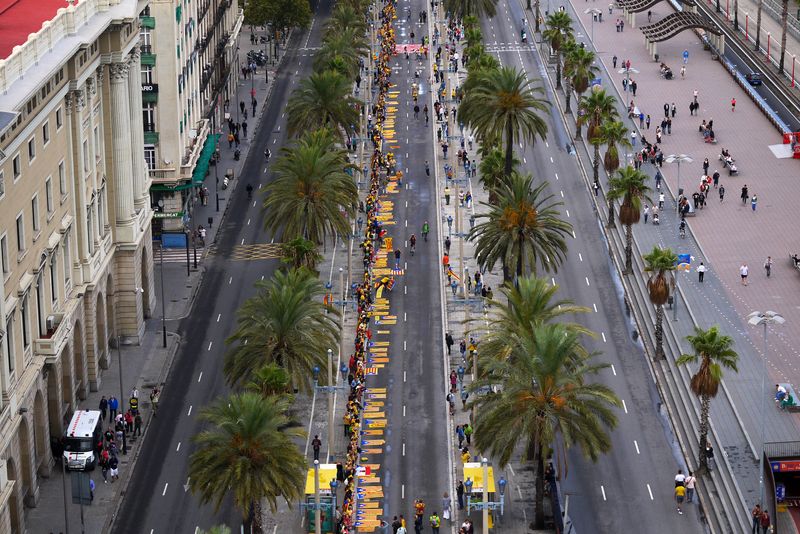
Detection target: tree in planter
<box><xmin>286</xmin><ymin>71</ymin><xmax>359</xmax><ymax>137</ymax></box>
<box><xmin>607</xmin><ymin>167</ymin><xmax>652</xmax><ymax>273</ymax></box>
<box><xmin>280</xmin><ymin>237</ymin><xmax>323</xmax><ymax>272</ymax></box>
<box><xmin>315</xmin><ymin>28</ymin><xmax>369</xmax><ymax>80</ymax></box>
<box><xmin>563</xmin><ymin>43</ymin><xmax>598</xmax><ymax>115</ymax></box>
<box><xmin>468</xmin><ymin>172</ymin><xmax>572</xmax><ymax>280</ymax></box>
<box><xmin>458</xmin><ymin>66</ymin><xmax>549</xmax><ymax>177</ymax></box>
<box><xmin>477</xmin><ymin>145</ymin><xmax>520</xmax><ymax>202</ymax></box>
<box><xmin>599</xmin><ymin>120</ymin><xmax>631</xmax><ymax>174</ymax></box>
<box><xmin>676</xmin><ymin>326</ymin><xmax>739</xmax><ymax>474</ymax></box>
<box><xmin>469</xmin><ymin>323</ymin><xmax>620</xmax><ymax>529</ymax></box>
<box><xmin>542</xmin><ymin>11</ymin><xmax>574</xmax><ymax>90</ymax></box>
<box><xmin>244</xmin><ymin>0</ymin><xmax>312</xmax><ymax>53</ymax></box>
<box><xmin>578</xmin><ymin>88</ymin><xmax>618</xmax><ymax>183</ymax></box>
<box><xmin>642</xmin><ymin>246</ymin><xmax>678</xmax><ymax>360</ymax></box>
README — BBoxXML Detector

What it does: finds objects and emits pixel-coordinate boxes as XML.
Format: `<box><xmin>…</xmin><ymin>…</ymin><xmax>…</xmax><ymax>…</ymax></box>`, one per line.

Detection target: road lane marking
<box><xmin>622</xmin><ymin>399</ymin><xmax>628</xmax><ymax>413</ymax></box>
<box><xmin>550</xmin><ymin>157</ymin><xmax>554</xmax><ymax>163</ymax></box>
<box><xmin>402</xmin><ymin>443</ymin><xmax>406</xmax><ymax>456</ymax></box>
<box><xmin>241</xmin><ymin>238</ymin><xmax>245</xmax><ymax>245</ymax></box>
<box><xmin>404</xmin><ymin>312</ymin><xmax>407</xmax><ymax>322</ymax></box>
<box><xmin>198</xmin><ymin>372</ymin><xmax>203</xmax><ymax>382</ymax></box>
<box><xmin>611</xmin><ymin>364</ymin><xmax>617</xmax><ymax>376</ymax></box>
<box><xmin>572</xmin><ymin>230</ymin><xmax>576</xmax><ymax>238</ymax></box>
<box><xmin>600</xmin><ymin>485</ymin><xmax>606</xmax><ymax>501</ymax></box>
<box><xmin>593</xmin><ymin>303</ymin><xmax>598</xmax><ymax>313</ymax></box>
<box><xmin>403</xmin><ymin>405</ymin><xmax>406</xmax><ymax>417</ymax></box>
<box><xmin>566</xmin><ymin>209</ymin><xmax>570</xmax><ymax>217</ymax></box>
<box><xmin>601</xmin><ymin>332</ymin><xmax>607</xmax><ymax>342</ymax></box>
<box><xmin>176</xmin><ymin>442</ymin><xmax>181</xmax><ymax>452</ymax></box>
<box><xmin>216</xmin><ymin>314</ymin><xmax>221</xmax><ymax>322</ymax></box>
<box><xmin>560</xmin><ymin>190</ymin><xmax>564</xmax><ymax>198</ymax></box>
<box><xmin>579</xmin><ymin>253</ymin><xmax>583</xmax><ymax>261</ymax></box>
<box><xmin>162</xmin><ymin>483</ymin><xmax>169</xmax><ymax>496</ymax></box>
<box><xmin>247</xmin><ymin>218</ymin><xmax>251</xmax><ymax>226</ymax></box>
<box><xmin>634</xmin><ymin>440</ymin><xmax>641</xmax><ymax>454</ymax></box>
<box><xmin>404</xmin><ymin>340</ymin><xmax>407</xmax><ymax>351</ymax></box>
<box><xmin>585</xmin><ymin>277</ymin><xmax>590</xmax><ymax>286</ymax></box>
<box><xmin>229</xmin><ymin>277</ymin><xmax>233</xmax><ymax>284</ymax></box>
<box><xmin>555</xmin><ymin>173</ymin><xmax>559</xmax><ymax>180</ymax></box>
<box><xmin>188</xmin><ymin>405</ymin><xmax>193</xmax><ymax>416</ymax></box>
<box><xmin>402</xmin><ymin>484</ymin><xmax>405</xmax><ymax>499</ymax></box>
<box><xmin>647</xmin><ymin>484</ymin><xmax>654</xmax><ymax>500</ymax></box>
<box><xmin>551</xmin><ymin>277</ymin><xmax>556</xmax><ymax>286</ymax></box>
<box><xmin>404</xmin><ymin>371</ymin><xmax>407</xmax><ymax>382</ymax></box>
<box><xmin>208</xmin><ymin>341</ymin><xmax>213</xmax><ymax>351</ymax></box>
<box><xmin>517</xmin><ymin>486</ymin><xmax>523</xmax><ymax>499</ymax></box>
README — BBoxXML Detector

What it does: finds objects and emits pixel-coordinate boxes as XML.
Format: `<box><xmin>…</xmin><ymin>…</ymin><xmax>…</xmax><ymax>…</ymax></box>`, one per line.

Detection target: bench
<box><xmin>777</xmin><ymin>383</ymin><xmax>800</xmax><ymax>411</ymax></box>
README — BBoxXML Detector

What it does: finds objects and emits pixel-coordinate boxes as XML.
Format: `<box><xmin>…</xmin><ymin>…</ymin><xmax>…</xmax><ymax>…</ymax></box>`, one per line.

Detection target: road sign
<box><xmin>683</xmin><ymin>49</ymin><xmax>689</xmax><ymax>64</ymax></box>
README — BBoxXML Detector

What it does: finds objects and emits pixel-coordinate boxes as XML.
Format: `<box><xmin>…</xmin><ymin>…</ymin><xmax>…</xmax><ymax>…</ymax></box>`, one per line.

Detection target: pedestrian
<box><xmin>612</xmin><ymin>54</ymin><xmax>618</xmax><ymax>68</ymax></box>
<box><xmin>663</xmin><ymin>102</ymin><xmax>669</xmax><ymax>118</ymax></box>
<box><xmin>685</xmin><ymin>471</ymin><xmax>696</xmax><ymax>503</ymax></box>
<box><xmin>394</xmin><ymin>249</ymin><xmax>401</xmax><ymax>270</ymax></box>
<box><xmin>731</xmin><ymin>97</ymin><xmax>736</xmax><ymax>112</ymax></box>
<box><xmin>444</xmin><ymin>236</ymin><xmax>451</xmax><ymax>254</ymax></box>
<box><xmin>706</xmin><ymin>444</ymin><xmax>715</xmax><ymax>470</ymax></box>
<box><xmin>647</xmin><ymin>9</ymin><xmax>652</xmax><ymax>21</ymax></box>
<box><xmin>445</xmin><ymin>332</ymin><xmax>454</xmax><ymax>354</ymax></box>
<box><xmin>89</xmin><ymin>478</ymin><xmax>95</xmax><ymax>502</ymax></box>
<box><xmin>392</xmin><ymin>516</ymin><xmax>402</xmax><ymax>533</ymax></box>
<box><xmin>764</xmin><ymin>256</ymin><xmax>773</xmax><ymax>277</ymax></box>
<box><xmin>675</xmin><ymin>484</ymin><xmax>686</xmax><ymax>514</ymax></box>
<box><xmin>759</xmin><ymin>509</ymin><xmax>771</xmax><ymax>534</ymax></box>
<box><xmin>639</xmin><ymin>112</ymin><xmax>645</xmax><ymax>128</ymax></box>
<box><xmin>240</xmin><ymin>101</ymin><xmax>245</xmax><ymax>115</ymax></box>
<box><xmin>740</xmin><ymin>263</ymin><xmax>749</xmax><ymax>285</ymax></box>
<box><xmin>109</xmin><ymin>396</ymin><xmax>118</xmax><ymax>421</ymax></box>
<box><xmin>463</xmin><ymin>423</ymin><xmax>473</xmax><ymax>444</ymax></box>
<box><xmin>752</xmin><ymin>504</ymin><xmax>763</xmax><ymax>533</ymax></box>
<box><xmin>456</xmin><ymin>424</ymin><xmax>465</xmax><ymax>447</ymax></box>
<box><xmin>442</xmin><ymin>254</ymin><xmax>450</xmax><ymax>273</ymax></box>
<box><xmin>429</xmin><ymin>511</ymin><xmax>441</xmax><ymax>533</ymax></box>
<box><xmin>703</xmin><ymin>157</ymin><xmax>709</xmax><ymax>174</ymax></box>
<box><xmin>251</xmin><ymin>98</ymin><xmax>257</xmax><ymax>116</ymax></box>
<box><xmin>450</xmin><ymin>279</ymin><xmax>458</xmax><ymax>296</ymax></box>
<box><xmin>101</xmin><ymin>457</ymin><xmax>109</xmax><ymax>483</ymax></box>
<box><xmin>666</xmin><ymin>117</ymin><xmax>672</xmax><ymax>134</ymax></box>
<box><xmin>680</xmin><ymin>65</ymin><xmax>686</xmax><ymax>78</ymax></box>
<box><xmin>312</xmin><ymin>434</ymin><xmax>322</xmax><ymax>461</ymax></box>
<box><xmin>631</xmin><ymin>130</ymin><xmax>637</xmax><ymax>146</ymax></box>
<box><xmin>442</xmin><ymin>492</ymin><xmax>451</xmax><ymax>521</ymax></box>
<box><xmin>719</xmin><ymin>184</ymin><xmax>725</xmax><ymax>202</ymax></box>
<box><xmin>751</xmin><ymin>194</ymin><xmax>758</xmax><ymax>211</ymax></box>
<box><xmin>456</xmin><ymin>480</ymin><xmax>465</xmax><ymax>509</ymax></box>
<box><xmin>134</xmin><ymin>413</ymin><xmax>142</xmax><ymax>436</ymax></box>
<box><xmin>109</xmin><ymin>455</ymin><xmax>119</xmax><ymax>482</ymax></box>
<box><xmin>631</xmin><ymin>80</ymin><xmax>637</xmax><ymax>97</ymax></box>
<box><xmin>741</xmin><ymin>184</ymin><xmax>749</xmax><ymax>204</ymax></box>
<box><xmin>658</xmin><ymin>192</ymin><xmax>665</xmax><ymax>209</ymax></box>
<box><xmin>593</xmin><ymin>181</ymin><xmax>600</xmax><ymax>196</ymax></box>
<box><xmin>697</xmin><ymin>262</ymin><xmax>707</xmax><ymax>283</ymax></box>
<box><xmin>99</xmin><ymin>396</ymin><xmax>108</xmax><ymax>421</ymax></box>
<box><xmin>227</xmin><ymin>132</ymin><xmax>234</xmax><ymax>148</ymax></box>
<box><xmin>242</xmin><ymin>120</ymin><xmax>247</xmax><ymax>138</ymax></box>
<box><xmin>460</xmin><ymin>388</ymin><xmax>468</xmax><ymax>409</ymax></box>
<box><xmin>713</xmin><ymin>170</ymin><xmax>720</xmax><ymax>187</ymax></box>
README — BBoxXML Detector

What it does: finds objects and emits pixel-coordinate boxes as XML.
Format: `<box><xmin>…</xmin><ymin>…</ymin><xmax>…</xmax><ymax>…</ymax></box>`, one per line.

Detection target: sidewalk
<box><xmin>23</xmin><ymin>24</ymin><xmax>292</xmax><ymax>534</ymax></box>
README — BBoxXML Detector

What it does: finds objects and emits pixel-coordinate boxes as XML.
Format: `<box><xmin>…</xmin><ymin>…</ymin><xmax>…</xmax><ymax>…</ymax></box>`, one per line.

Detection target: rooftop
<box><xmin>0</xmin><ymin>0</ymin><xmax>77</xmax><ymax>60</ymax></box>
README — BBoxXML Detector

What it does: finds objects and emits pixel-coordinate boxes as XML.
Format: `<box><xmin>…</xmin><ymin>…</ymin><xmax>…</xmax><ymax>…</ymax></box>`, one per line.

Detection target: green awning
<box><xmin>151</xmin><ymin>182</ymin><xmax>194</xmax><ymax>192</ymax></box>
<box><xmin>191</xmin><ymin>133</ymin><xmax>220</xmax><ymax>185</ymax></box>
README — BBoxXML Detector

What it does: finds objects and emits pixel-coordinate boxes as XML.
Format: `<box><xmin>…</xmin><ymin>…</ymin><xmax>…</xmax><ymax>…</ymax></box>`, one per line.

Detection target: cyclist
<box><xmin>409</xmin><ymin>234</ymin><xmax>417</xmax><ymax>255</ymax></box>
<box><xmin>422</xmin><ymin>221</ymin><xmax>430</xmax><ymax>242</ymax></box>
<box><xmin>246</xmin><ymin>183</ymin><xmax>253</xmax><ymax>199</ymax></box>
<box><xmin>264</xmin><ymin>148</ymin><xmax>271</xmax><ymax>160</ymax></box>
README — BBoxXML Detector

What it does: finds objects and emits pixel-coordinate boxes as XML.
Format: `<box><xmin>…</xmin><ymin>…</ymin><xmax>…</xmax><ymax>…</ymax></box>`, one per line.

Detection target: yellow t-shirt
<box><xmin>675</xmin><ymin>486</ymin><xmax>686</xmax><ymax>498</ymax></box>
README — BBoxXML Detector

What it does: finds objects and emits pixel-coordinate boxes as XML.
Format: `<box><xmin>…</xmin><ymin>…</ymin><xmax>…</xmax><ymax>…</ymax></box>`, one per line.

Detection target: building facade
<box><xmin>0</xmin><ymin>0</ymin><xmax>156</xmax><ymax>531</ymax></box>
<box><xmin>142</xmin><ymin>0</ymin><xmax>242</xmax><ymax>235</ymax></box>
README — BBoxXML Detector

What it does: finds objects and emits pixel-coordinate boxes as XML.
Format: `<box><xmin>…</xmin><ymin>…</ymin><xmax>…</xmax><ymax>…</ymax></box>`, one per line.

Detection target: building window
<box><xmin>50</xmin><ymin>253</ymin><xmax>58</xmax><ymax>306</ymax></box>
<box><xmin>31</xmin><ymin>196</ymin><xmax>40</xmax><ymax>233</ymax></box>
<box><xmin>141</xmin><ymin>65</ymin><xmax>154</xmax><ymax>84</ymax></box>
<box><xmin>27</xmin><ymin>138</ymin><xmax>35</xmax><ymax>163</ymax></box>
<box><xmin>56</xmin><ymin>107</ymin><xmax>63</xmax><ymax>130</ymax></box>
<box><xmin>45</xmin><ymin>176</ymin><xmax>53</xmax><ymax>214</ymax></box>
<box><xmin>98</xmin><ymin>186</ymin><xmax>106</xmax><ymax>234</ymax></box>
<box><xmin>12</xmin><ymin>154</ymin><xmax>21</xmax><ymax>180</ymax></box>
<box><xmin>0</xmin><ymin>234</ymin><xmax>8</xmax><ymax>275</ymax></box>
<box><xmin>82</xmin><ymin>140</ymin><xmax>89</xmax><ymax>172</ymax></box>
<box><xmin>93</xmin><ymin>126</ymin><xmax>101</xmax><ymax>161</ymax></box>
<box><xmin>86</xmin><ymin>205</ymin><xmax>94</xmax><ymax>254</ymax></box>
<box><xmin>15</xmin><ymin>213</ymin><xmax>24</xmax><ymax>253</ymax></box>
<box><xmin>21</xmin><ymin>294</ymin><xmax>30</xmax><ymax>349</ymax></box>
<box><xmin>63</xmin><ymin>230</ymin><xmax>71</xmax><ymax>287</ymax></box>
<box><xmin>144</xmin><ymin>145</ymin><xmax>156</xmax><ymax>169</ymax></box>
<box><xmin>0</xmin><ymin>170</ymin><xmax>4</xmax><ymax>197</ymax></box>
<box><xmin>42</xmin><ymin>121</ymin><xmax>50</xmax><ymax>146</ymax></box>
<box><xmin>5</xmin><ymin>316</ymin><xmax>14</xmax><ymax>375</ymax></box>
<box><xmin>58</xmin><ymin>160</ymin><xmax>67</xmax><ymax>197</ymax></box>
<box><xmin>143</xmin><ymin>103</ymin><xmax>156</xmax><ymax>132</ymax></box>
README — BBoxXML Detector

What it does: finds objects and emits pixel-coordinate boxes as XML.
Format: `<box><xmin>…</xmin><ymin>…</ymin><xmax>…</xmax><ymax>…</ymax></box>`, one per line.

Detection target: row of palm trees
<box><xmin>187</xmin><ymin>2</ymin><xmax>371</xmax><ymax>531</ymax></box>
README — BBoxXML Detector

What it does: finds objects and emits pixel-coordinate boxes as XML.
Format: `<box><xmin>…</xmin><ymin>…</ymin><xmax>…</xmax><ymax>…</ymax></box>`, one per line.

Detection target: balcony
<box><xmin>180</xmin><ymin>118</ymin><xmax>210</xmax><ymax>179</ymax></box>
<box><xmin>141</xmin><ymin>45</ymin><xmax>156</xmax><ymax>66</ymax></box>
<box><xmin>140</xmin><ymin>15</ymin><xmax>155</xmax><ymax>29</ymax></box>
<box><xmin>148</xmin><ymin>167</ymin><xmax>178</xmax><ymax>182</ymax></box>
<box><xmin>144</xmin><ymin>131</ymin><xmax>159</xmax><ymax>144</ymax></box>
<box><xmin>34</xmin><ymin>313</ymin><xmax>68</xmax><ymax>360</ymax></box>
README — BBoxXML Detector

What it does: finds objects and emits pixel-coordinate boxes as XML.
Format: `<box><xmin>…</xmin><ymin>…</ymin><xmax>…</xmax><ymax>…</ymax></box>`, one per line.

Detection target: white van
<box><xmin>63</xmin><ymin>410</ymin><xmax>103</xmax><ymax>471</ymax></box>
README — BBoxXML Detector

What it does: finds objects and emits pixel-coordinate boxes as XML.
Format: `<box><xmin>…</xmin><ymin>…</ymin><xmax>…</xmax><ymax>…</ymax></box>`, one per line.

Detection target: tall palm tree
<box><xmin>676</xmin><ymin>326</ymin><xmax>739</xmax><ymax>474</ymax></box>
<box><xmin>459</xmin><ymin>66</ymin><xmax>549</xmax><ymax>176</ymax></box>
<box><xmin>477</xmin><ymin>276</ymin><xmax>592</xmax><ymax>366</ymax></box>
<box><xmin>262</xmin><ymin>128</ymin><xmax>357</xmax><ymax>244</ymax></box>
<box><xmin>468</xmin><ymin>172</ymin><xmax>572</xmax><ymax>279</ymax></box>
<box><xmin>599</xmin><ymin>120</ymin><xmax>631</xmax><ymax>174</ymax></box>
<box><xmin>643</xmin><ymin>246</ymin><xmax>678</xmax><ymax>360</ymax></box>
<box><xmin>465</xmin><ymin>26</ymin><xmax>484</xmax><ymax>48</ymax></box>
<box><xmin>444</xmin><ymin>0</ymin><xmax>498</xmax><ymax>19</ymax></box>
<box><xmin>316</xmin><ymin>28</ymin><xmax>368</xmax><ymax>79</ymax></box>
<box><xmin>542</xmin><ymin>11</ymin><xmax>574</xmax><ymax>90</ymax></box>
<box><xmin>326</xmin><ymin>4</ymin><xmax>367</xmax><ymax>35</ymax></box>
<box><xmin>189</xmin><ymin>393</ymin><xmax>306</xmax><ymax>533</ymax></box>
<box><xmin>470</xmin><ymin>323</ymin><xmax>620</xmax><ymax>529</ymax></box>
<box><xmin>607</xmin><ymin>167</ymin><xmax>652</xmax><ymax>272</ymax></box>
<box><xmin>579</xmin><ymin>88</ymin><xmax>618</xmax><ymax>182</ymax></box>
<box><xmin>286</xmin><ymin>70</ymin><xmax>359</xmax><ymax>136</ymax></box>
<box><xmin>280</xmin><ymin>237</ymin><xmax>324</xmax><ymax>272</ymax></box>
<box><xmin>246</xmin><ymin>363</ymin><xmax>292</xmax><ymax>398</ymax></box>
<box><xmin>224</xmin><ymin>268</ymin><xmax>340</xmax><ymax>389</ymax></box>
<box><xmin>477</xmin><ymin>145</ymin><xmax>519</xmax><ymax>201</ymax></box>
<box><xmin>563</xmin><ymin>44</ymin><xmax>598</xmax><ymax>114</ymax></box>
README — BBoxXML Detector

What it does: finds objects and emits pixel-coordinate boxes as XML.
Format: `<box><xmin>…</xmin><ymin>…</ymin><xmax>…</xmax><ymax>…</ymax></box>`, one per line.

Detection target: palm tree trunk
<box><xmin>755</xmin><ymin>0</ymin><xmax>763</xmax><ymax>49</ymax></box>
<box><xmin>716</xmin><ymin>0</ymin><xmax>721</xmax><ymax>12</ymax></box>
<box><xmin>534</xmin><ymin>0</ymin><xmax>541</xmax><ymax>33</ymax></box>
<box><xmin>607</xmin><ymin>199</ymin><xmax>616</xmax><ymax>229</ymax></box>
<box><xmin>565</xmin><ymin>80</ymin><xmax>572</xmax><ymax>114</ymax></box>
<box><xmin>593</xmin><ymin>143</ymin><xmax>600</xmax><ymax>184</ymax></box>
<box><xmin>517</xmin><ymin>232</ymin><xmax>525</xmax><ymax>282</ymax></box>
<box><xmin>534</xmin><ymin>443</ymin><xmax>546</xmax><ymax>529</ymax></box>
<box><xmin>779</xmin><ymin>0</ymin><xmax>789</xmax><ymax>72</ymax></box>
<box><xmin>555</xmin><ymin>51</ymin><xmax>563</xmax><ymax>90</ymax></box>
<box><xmin>698</xmin><ymin>394</ymin><xmax>711</xmax><ymax>474</ymax></box>
<box><xmin>505</xmin><ymin>121</ymin><xmax>515</xmax><ymax>177</ymax></box>
<box><xmin>655</xmin><ymin>305</ymin><xmax>665</xmax><ymax>359</ymax></box>
<box><xmin>734</xmin><ymin>0</ymin><xmax>739</xmax><ymax>30</ymax></box>
<box><xmin>624</xmin><ymin>223</ymin><xmax>633</xmax><ymax>273</ymax></box>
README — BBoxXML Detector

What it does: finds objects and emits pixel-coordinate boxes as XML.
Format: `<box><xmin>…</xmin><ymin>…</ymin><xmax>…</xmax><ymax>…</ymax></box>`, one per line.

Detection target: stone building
<box><xmin>0</xmin><ymin>0</ymin><xmax>156</xmax><ymax>531</ymax></box>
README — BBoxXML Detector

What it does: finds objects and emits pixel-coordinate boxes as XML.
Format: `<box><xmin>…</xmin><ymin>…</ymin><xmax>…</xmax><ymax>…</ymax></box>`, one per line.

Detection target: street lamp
<box><xmin>665</xmin><ymin>154</ymin><xmax>693</xmax><ymax>217</ymax></box>
<box><xmin>313</xmin><ymin>349</ymin><xmax>347</xmax><ymax>461</ymax></box>
<box><xmin>110</xmin><ymin>287</ymin><xmax>143</xmax><ymax>455</ymax></box>
<box><xmin>748</xmin><ymin>310</ymin><xmax>786</xmax><ymax>508</ymax></box>
<box><xmin>584</xmin><ymin>8</ymin><xmax>602</xmax><ymax>42</ymax></box>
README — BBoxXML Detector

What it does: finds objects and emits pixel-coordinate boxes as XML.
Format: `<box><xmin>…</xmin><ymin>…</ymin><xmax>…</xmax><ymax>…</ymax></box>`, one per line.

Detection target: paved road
<box><xmin>110</xmin><ymin>2</ymin><xmax>334</xmax><ymax>531</ymax></box>
<box><xmin>471</xmin><ymin>1</ymin><xmax>708</xmax><ymax>531</ymax></box>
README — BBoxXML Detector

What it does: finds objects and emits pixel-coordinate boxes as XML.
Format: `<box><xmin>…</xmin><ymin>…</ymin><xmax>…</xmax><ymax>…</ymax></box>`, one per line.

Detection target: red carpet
<box><xmin>0</xmin><ymin>0</ymin><xmax>81</xmax><ymax>60</ymax></box>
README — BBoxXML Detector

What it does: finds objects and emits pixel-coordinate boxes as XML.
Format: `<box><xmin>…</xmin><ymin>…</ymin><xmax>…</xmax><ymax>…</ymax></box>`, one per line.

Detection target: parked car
<box><xmin>745</xmin><ymin>71</ymin><xmax>763</xmax><ymax>86</ymax></box>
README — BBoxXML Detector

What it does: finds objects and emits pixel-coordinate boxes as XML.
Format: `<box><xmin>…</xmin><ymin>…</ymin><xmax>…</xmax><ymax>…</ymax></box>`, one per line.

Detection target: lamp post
<box><xmin>665</xmin><ymin>154</ymin><xmax>693</xmax><ymax>217</ymax></box>
<box><xmin>584</xmin><ymin>8</ymin><xmax>602</xmax><ymax>42</ymax></box>
<box><xmin>748</xmin><ymin>310</ymin><xmax>785</xmax><ymax>508</ymax></box>
<box><xmin>314</xmin><ymin>460</ymin><xmax>321</xmax><ymax>534</ymax></box>
<box><xmin>482</xmin><ymin>457</ymin><xmax>489</xmax><ymax>534</ymax></box>
<box><xmin>313</xmin><ymin>349</ymin><xmax>347</xmax><ymax>462</ymax></box>
<box><xmin>110</xmin><ymin>287</ymin><xmax>143</xmax><ymax>455</ymax></box>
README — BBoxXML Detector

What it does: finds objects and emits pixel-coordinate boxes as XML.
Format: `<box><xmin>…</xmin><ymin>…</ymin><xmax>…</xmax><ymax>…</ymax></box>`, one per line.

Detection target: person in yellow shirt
<box><xmin>460</xmin><ymin>448</ymin><xmax>471</xmax><ymax>465</ymax></box>
<box><xmin>674</xmin><ymin>484</ymin><xmax>686</xmax><ymax>515</ymax></box>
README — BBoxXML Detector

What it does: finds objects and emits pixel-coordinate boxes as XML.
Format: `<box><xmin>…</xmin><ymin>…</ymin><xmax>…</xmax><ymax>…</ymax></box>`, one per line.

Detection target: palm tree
<box><xmin>563</xmin><ymin>44</ymin><xmax>598</xmax><ymax>114</ymax></box>
<box><xmin>579</xmin><ymin>88</ymin><xmax>618</xmax><ymax>182</ymax></box>
<box><xmin>643</xmin><ymin>246</ymin><xmax>678</xmax><ymax>360</ymax></box>
<box><xmin>542</xmin><ymin>11</ymin><xmax>574</xmax><ymax>90</ymax></box>
<box><xmin>459</xmin><ymin>66</ymin><xmax>549</xmax><ymax>176</ymax></box>
<box><xmin>477</xmin><ymin>276</ymin><xmax>592</xmax><ymax>365</ymax></box>
<box><xmin>315</xmin><ymin>28</ymin><xmax>368</xmax><ymax>79</ymax></box>
<box><xmin>477</xmin><ymin>145</ymin><xmax>519</xmax><ymax>201</ymax></box>
<box><xmin>262</xmin><ymin>128</ymin><xmax>357</xmax><ymax>245</ymax></box>
<box><xmin>224</xmin><ymin>268</ymin><xmax>340</xmax><ymax>390</ymax></box>
<box><xmin>470</xmin><ymin>323</ymin><xmax>620</xmax><ymax>529</ymax></box>
<box><xmin>189</xmin><ymin>393</ymin><xmax>306</xmax><ymax>533</ymax></box>
<box><xmin>755</xmin><ymin>0</ymin><xmax>764</xmax><ymax>49</ymax></box>
<box><xmin>607</xmin><ymin>167</ymin><xmax>652</xmax><ymax>272</ymax></box>
<box><xmin>280</xmin><ymin>237</ymin><xmax>323</xmax><ymax>272</ymax></box>
<box><xmin>286</xmin><ymin>70</ymin><xmax>359</xmax><ymax>136</ymax></box>
<box><xmin>676</xmin><ymin>326</ymin><xmax>739</xmax><ymax>474</ymax></box>
<box><xmin>465</xmin><ymin>26</ymin><xmax>484</xmax><ymax>48</ymax></box>
<box><xmin>326</xmin><ymin>4</ymin><xmax>367</xmax><ymax>35</ymax></box>
<box><xmin>198</xmin><ymin>526</ymin><xmax>232</xmax><ymax>534</ymax></box>
<box><xmin>599</xmin><ymin>120</ymin><xmax>631</xmax><ymax>174</ymax></box>
<box><xmin>468</xmin><ymin>172</ymin><xmax>572</xmax><ymax>279</ymax></box>
<box><xmin>444</xmin><ymin>0</ymin><xmax>498</xmax><ymax>19</ymax></box>
<box><xmin>246</xmin><ymin>363</ymin><xmax>292</xmax><ymax>398</ymax></box>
